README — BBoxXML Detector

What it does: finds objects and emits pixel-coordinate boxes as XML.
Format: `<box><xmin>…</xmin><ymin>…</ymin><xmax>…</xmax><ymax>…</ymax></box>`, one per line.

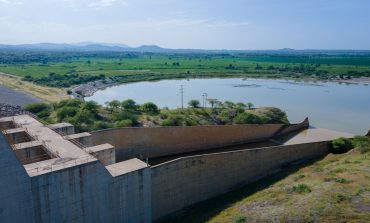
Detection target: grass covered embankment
<box><xmin>161</xmin><ymin>138</ymin><xmax>370</xmax><ymax>223</ymax></box>
<box><xmin>0</xmin><ymin>72</ymin><xmax>69</xmax><ymax>102</ymax></box>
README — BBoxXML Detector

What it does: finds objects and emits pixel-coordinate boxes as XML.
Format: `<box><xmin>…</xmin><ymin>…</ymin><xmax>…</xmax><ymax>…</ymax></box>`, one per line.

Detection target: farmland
<box><xmin>0</xmin><ymin>51</ymin><xmax>370</xmax><ymax>88</ymax></box>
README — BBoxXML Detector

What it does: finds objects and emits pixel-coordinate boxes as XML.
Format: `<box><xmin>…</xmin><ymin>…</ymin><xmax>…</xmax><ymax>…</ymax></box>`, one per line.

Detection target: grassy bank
<box><xmin>161</xmin><ymin>146</ymin><xmax>370</xmax><ymax>223</ymax></box>
<box><xmin>0</xmin><ymin>72</ymin><xmax>69</xmax><ymax>102</ymax></box>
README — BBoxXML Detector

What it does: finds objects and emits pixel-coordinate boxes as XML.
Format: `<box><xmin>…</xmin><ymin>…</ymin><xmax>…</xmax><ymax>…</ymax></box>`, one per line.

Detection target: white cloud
<box><xmin>0</xmin><ymin>0</ymin><xmax>23</xmax><ymax>5</ymax></box>
<box><xmin>60</xmin><ymin>0</ymin><xmax>128</xmax><ymax>8</ymax></box>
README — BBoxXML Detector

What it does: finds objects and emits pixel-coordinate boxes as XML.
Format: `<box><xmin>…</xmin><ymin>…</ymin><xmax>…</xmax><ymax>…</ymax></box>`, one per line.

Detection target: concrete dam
<box><xmin>0</xmin><ymin>113</ymin><xmax>356</xmax><ymax>222</ymax></box>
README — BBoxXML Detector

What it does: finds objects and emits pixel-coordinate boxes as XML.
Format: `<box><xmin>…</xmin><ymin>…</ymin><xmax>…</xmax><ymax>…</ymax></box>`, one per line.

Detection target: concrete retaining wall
<box><xmin>0</xmin><ymin>131</ymin><xmax>33</xmax><ymax>223</ymax></box>
<box><xmin>29</xmin><ymin>161</ymin><xmax>151</xmax><ymax>223</ymax></box>
<box><xmin>91</xmin><ymin>124</ymin><xmax>291</xmax><ymax>161</ymax></box>
<box><xmin>275</xmin><ymin>118</ymin><xmax>309</xmax><ymax>136</ymax></box>
<box><xmin>151</xmin><ymin>141</ymin><xmax>330</xmax><ymax>220</ymax></box>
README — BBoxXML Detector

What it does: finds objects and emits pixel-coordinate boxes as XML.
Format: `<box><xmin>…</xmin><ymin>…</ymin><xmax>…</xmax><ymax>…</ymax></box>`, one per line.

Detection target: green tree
<box><xmin>235</xmin><ymin>102</ymin><xmax>246</xmax><ymax>111</ymax></box>
<box><xmin>188</xmin><ymin>99</ymin><xmax>200</xmax><ymax>108</ymax></box>
<box><xmin>246</xmin><ymin>102</ymin><xmax>254</xmax><ymax>110</ymax></box>
<box><xmin>105</xmin><ymin>100</ymin><xmax>121</xmax><ymax>112</ymax></box>
<box><xmin>140</xmin><ymin>102</ymin><xmax>159</xmax><ymax>114</ymax></box>
<box><xmin>83</xmin><ymin>101</ymin><xmax>99</xmax><ymax>113</ymax></box>
<box><xmin>223</xmin><ymin>101</ymin><xmax>235</xmax><ymax>109</ymax></box>
<box><xmin>207</xmin><ymin>99</ymin><xmax>218</xmax><ymax>108</ymax></box>
<box><xmin>121</xmin><ymin>99</ymin><xmax>137</xmax><ymax>111</ymax></box>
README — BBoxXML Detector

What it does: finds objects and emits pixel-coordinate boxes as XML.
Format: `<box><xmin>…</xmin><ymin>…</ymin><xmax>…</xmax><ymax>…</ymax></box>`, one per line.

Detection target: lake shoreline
<box><xmin>76</xmin><ymin>75</ymin><xmax>370</xmax><ymax>98</ymax></box>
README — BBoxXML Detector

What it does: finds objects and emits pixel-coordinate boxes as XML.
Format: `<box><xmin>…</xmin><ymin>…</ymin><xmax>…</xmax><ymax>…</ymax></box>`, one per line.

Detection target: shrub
<box><xmin>117</xmin><ymin>111</ymin><xmax>138</xmax><ymax>125</ymax></box>
<box><xmin>351</xmin><ymin>136</ymin><xmax>370</xmax><ymax>154</ymax></box>
<box><xmin>331</xmin><ymin>138</ymin><xmax>354</xmax><ymax>154</ymax></box>
<box><xmin>335</xmin><ymin>194</ymin><xmax>348</xmax><ymax>203</ymax></box>
<box><xmin>234</xmin><ymin>112</ymin><xmax>263</xmax><ymax>124</ymax></box>
<box><xmin>234</xmin><ymin>216</ymin><xmax>247</xmax><ymax>223</ymax></box>
<box><xmin>55</xmin><ymin>99</ymin><xmax>83</xmax><ymax>109</ymax></box>
<box><xmin>56</xmin><ymin>107</ymin><xmax>79</xmax><ymax>120</ymax></box>
<box><xmin>114</xmin><ymin>120</ymin><xmax>133</xmax><ymax>127</ymax></box>
<box><xmin>334</xmin><ymin>178</ymin><xmax>352</xmax><ymax>184</ymax></box>
<box><xmin>293</xmin><ymin>184</ymin><xmax>312</xmax><ymax>194</ymax></box>
<box><xmin>25</xmin><ymin>103</ymin><xmax>50</xmax><ymax>114</ymax></box>
<box><xmin>161</xmin><ymin>115</ymin><xmax>183</xmax><ymax>126</ymax></box>
<box><xmin>293</xmin><ymin>174</ymin><xmax>306</xmax><ymax>181</ymax></box>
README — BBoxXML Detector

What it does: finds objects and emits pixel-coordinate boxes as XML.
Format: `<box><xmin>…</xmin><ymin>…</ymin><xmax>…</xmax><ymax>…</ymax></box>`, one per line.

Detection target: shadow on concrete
<box><xmin>157</xmin><ymin>156</ymin><xmax>325</xmax><ymax>223</ymax></box>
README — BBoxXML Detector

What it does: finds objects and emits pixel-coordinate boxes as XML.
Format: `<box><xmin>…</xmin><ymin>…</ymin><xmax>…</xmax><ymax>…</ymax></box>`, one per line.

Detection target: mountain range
<box><xmin>0</xmin><ymin>42</ymin><xmax>369</xmax><ymax>55</ymax></box>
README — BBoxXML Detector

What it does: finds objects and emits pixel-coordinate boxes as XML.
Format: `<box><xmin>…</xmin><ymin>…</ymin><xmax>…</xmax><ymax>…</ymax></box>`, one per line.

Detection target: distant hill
<box><xmin>0</xmin><ymin>42</ymin><xmax>370</xmax><ymax>55</ymax></box>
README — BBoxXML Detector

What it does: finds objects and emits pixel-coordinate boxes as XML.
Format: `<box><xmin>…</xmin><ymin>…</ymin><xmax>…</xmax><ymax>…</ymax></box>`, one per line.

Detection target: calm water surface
<box><xmin>87</xmin><ymin>78</ymin><xmax>370</xmax><ymax>134</ymax></box>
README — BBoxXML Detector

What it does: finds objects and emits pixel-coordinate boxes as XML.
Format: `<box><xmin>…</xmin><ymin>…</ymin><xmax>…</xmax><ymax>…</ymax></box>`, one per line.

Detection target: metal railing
<box><xmin>25</xmin><ymin>154</ymin><xmax>97</xmax><ymax>176</ymax></box>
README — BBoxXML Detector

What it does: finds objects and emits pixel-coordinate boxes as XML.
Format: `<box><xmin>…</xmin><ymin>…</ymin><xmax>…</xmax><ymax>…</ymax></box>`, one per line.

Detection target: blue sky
<box><xmin>0</xmin><ymin>0</ymin><xmax>369</xmax><ymax>49</ymax></box>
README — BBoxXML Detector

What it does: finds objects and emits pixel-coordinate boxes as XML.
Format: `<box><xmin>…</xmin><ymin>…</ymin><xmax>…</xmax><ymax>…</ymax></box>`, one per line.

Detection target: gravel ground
<box><xmin>0</xmin><ymin>85</ymin><xmax>41</xmax><ymax>107</ymax></box>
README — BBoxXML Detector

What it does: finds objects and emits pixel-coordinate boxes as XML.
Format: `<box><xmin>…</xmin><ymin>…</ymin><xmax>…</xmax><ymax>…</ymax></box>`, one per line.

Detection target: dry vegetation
<box><xmin>162</xmin><ymin>147</ymin><xmax>370</xmax><ymax>223</ymax></box>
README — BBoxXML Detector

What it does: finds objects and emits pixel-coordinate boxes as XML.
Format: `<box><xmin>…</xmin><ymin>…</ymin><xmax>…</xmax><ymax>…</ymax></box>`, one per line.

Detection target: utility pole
<box><xmin>180</xmin><ymin>85</ymin><xmax>184</xmax><ymax>109</ymax></box>
<box><xmin>202</xmin><ymin>93</ymin><xmax>208</xmax><ymax>108</ymax></box>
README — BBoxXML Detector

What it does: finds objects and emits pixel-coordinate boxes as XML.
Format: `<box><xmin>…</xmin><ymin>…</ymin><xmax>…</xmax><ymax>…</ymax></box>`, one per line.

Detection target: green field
<box><xmin>1</xmin><ymin>52</ymin><xmax>370</xmax><ymax>87</ymax></box>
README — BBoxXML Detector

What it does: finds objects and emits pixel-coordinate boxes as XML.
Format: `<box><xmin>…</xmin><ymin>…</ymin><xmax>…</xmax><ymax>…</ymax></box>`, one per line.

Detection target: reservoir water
<box><xmin>87</xmin><ymin>78</ymin><xmax>370</xmax><ymax>134</ymax></box>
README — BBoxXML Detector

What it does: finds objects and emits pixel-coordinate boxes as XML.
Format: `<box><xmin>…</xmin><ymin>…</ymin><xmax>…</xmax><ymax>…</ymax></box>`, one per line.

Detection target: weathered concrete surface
<box><xmin>47</xmin><ymin>122</ymin><xmax>75</xmax><ymax>135</ymax></box>
<box><xmin>0</xmin><ymin>131</ymin><xmax>33</xmax><ymax>223</ymax></box>
<box><xmin>0</xmin><ymin>115</ymin><xmax>152</xmax><ymax>223</ymax></box>
<box><xmin>65</xmin><ymin>132</ymin><xmax>93</xmax><ymax>147</ymax></box>
<box><xmin>282</xmin><ymin>127</ymin><xmax>354</xmax><ymax>145</ymax></box>
<box><xmin>91</xmin><ymin>123</ymin><xmax>296</xmax><ymax>161</ymax></box>
<box><xmin>86</xmin><ymin>143</ymin><xmax>116</xmax><ymax>166</ymax></box>
<box><xmin>0</xmin><ymin>131</ymin><xmax>151</xmax><ymax>223</ymax></box>
<box><xmin>151</xmin><ymin>141</ymin><xmax>331</xmax><ymax>220</ymax></box>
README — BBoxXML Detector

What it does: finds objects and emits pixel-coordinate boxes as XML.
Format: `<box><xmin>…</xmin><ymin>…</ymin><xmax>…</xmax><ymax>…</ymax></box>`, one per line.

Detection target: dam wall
<box><xmin>90</xmin><ymin>123</ymin><xmax>307</xmax><ymax>161</ymax></box>
<box><xmin>151</xmin><ymin>140</ymin><xmax>330</xmax><ymax>220</ymax></box>
<box><xmin>0</xmin><ymin>131</ymin><xmax>151</xmax><ymax>223</ymax></box>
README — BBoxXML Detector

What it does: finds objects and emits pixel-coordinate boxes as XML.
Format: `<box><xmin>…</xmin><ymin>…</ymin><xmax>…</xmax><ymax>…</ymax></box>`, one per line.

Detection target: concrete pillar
<box><xmin>65</xmin><ymin>132</ymin><xmax>93</xmax><ymax>147</ymax></box>
<box><xmin>86</xmin><ymin>143</ymin><xmax>115</xmax><ymax>165</ymax></box>
<box><xmin>47</xmin><ymin>123</ymin><xmax>75</xmax><ymax>135</ymax></box>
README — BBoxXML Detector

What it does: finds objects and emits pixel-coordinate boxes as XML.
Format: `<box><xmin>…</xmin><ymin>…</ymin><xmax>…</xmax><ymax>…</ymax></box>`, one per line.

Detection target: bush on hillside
<box><xmin>351</xmin><ymin>136</ymin><xmax>370</xmax><ymax>153</ymax></box>
<box><xmin>234</xmin><ymin>112</ymin><xmax>263</xmax><ymax>124</ymax></box>
<box><xmin>331</xmin><ymin>138</ymin><xmax>354</xmax><ymax>154</ymax></box>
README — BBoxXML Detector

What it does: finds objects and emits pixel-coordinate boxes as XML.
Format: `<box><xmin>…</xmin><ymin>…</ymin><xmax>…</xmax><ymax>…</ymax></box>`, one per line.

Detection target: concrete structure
<box><xmin>0</xmin><ymin>115</ymin><xmax>151</xmax><ymax>223</ymax></box>
<box><xmin>91</xmin><ymin>119</ymin><xmax>309</xmax><ymax>162</ymax></box>
<box><xmin>47</xmin><ymin>122</ymin><xmax>75</xmax><ymax>135</ymax></box>
<box><xmin>0</xmin><ymin>114</ymin><xmax>358</xmax><ymax>222</ymax></box>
